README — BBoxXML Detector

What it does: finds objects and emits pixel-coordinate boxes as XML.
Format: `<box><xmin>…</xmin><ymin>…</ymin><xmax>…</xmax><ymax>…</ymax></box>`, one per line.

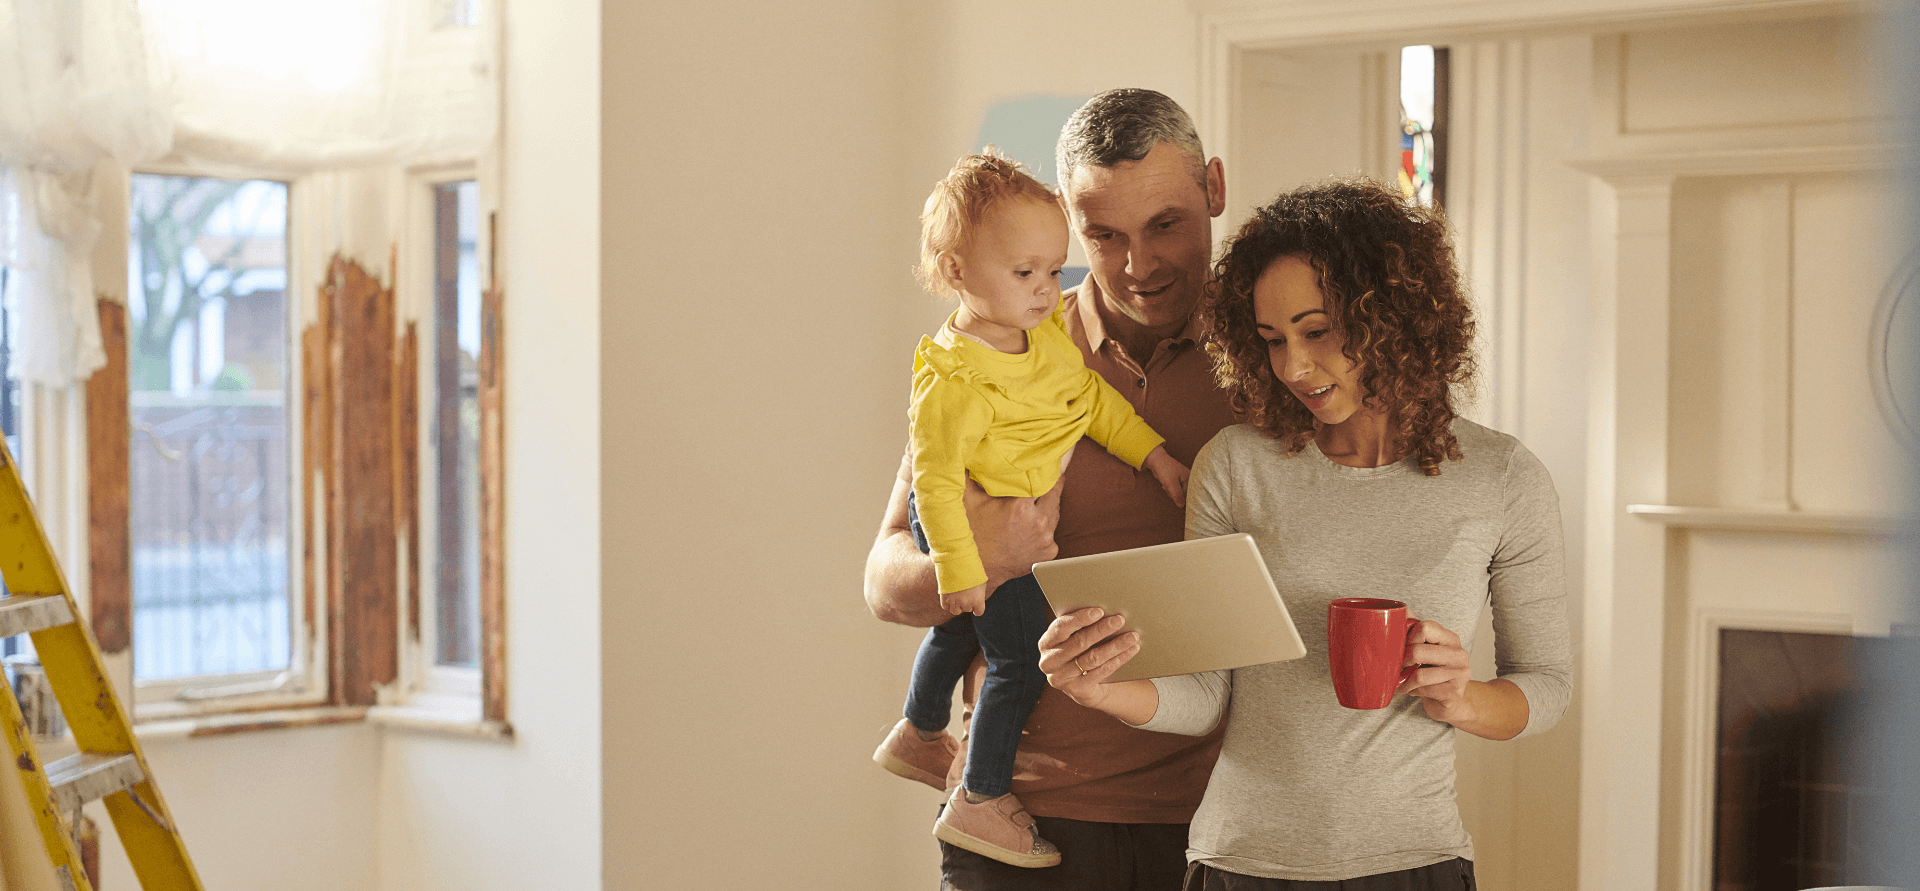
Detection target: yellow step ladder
<box><xmin>0</xmin><ymin>438</ymin><xmax>203</xmax><ymax>891</ymax></box>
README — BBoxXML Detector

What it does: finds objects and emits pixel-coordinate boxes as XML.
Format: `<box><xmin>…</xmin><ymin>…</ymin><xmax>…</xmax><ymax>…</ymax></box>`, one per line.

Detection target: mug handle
<box><xmin>1398</xmin><ymin>615</ymin><xmax>1420</xmax><ymax>685</ymax></box>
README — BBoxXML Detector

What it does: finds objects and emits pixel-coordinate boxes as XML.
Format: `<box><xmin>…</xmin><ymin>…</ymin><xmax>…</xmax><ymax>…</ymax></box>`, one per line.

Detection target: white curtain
<box><xmin>0</xmin><ymin>0</ymin><xmax>493</xmax><ymax>386</ymax></box>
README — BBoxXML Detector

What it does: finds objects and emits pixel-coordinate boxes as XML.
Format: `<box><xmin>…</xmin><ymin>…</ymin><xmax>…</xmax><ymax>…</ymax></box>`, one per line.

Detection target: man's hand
<box><xmin>1143</xmin><ymin>445</ymin><xmax>1189</xmax><ymax>510</ymax></box>
<box><xmin>971</xmin><ymin>474</ymin><xmax>1063</xmax><ymax>592</ymax></box>
<box><xmin>865</xmin><ymin>451</ymin><xmax>1064</xmax><ymax>628</ymax></box>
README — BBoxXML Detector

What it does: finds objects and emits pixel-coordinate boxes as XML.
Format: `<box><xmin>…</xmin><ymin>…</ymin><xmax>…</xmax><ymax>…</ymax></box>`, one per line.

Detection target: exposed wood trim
<box><xmin>184</xmin><ymin>707</ymin><xmax>368</xmax><ymax>739</ymax></box>
<box><xmin>479</xmin><ymin>212</ymin><xmax>507</xmax><ymax>723</ymax></box>
<box><xmin>302</xmin><ymin>317</ymin><xmax>328</xmax><ymax>673</ymax></box>
<box><xmin>396</xmin><ymin>323</ymin><xmax>420</xmax><ymax>646</ymax></box>
<box><xmin>84</xmin><ymin>299</ymin><xmax>130</xmax><ymax>657</ymax></box>
<box><xmin>321</xmin><ymin>255</ymin><xmax>399</xmax><ymax>706</ymax></box>
<box><xmin>134</xmin><ymin>704</ymin><xmax>514</xmax><ymax>743</ymax></box>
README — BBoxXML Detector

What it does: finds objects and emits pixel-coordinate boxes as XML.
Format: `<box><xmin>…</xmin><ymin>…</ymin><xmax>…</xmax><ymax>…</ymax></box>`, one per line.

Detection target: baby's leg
<box><xmin>904</xmin><ymin>615</ymin><xmax>978</xmax><ymax>734</ymax></box>
<box><xmin>902</xmin><ymin>492</ymin><xmax>980</xmax><ymax>734</ymax></box>
<box><xmin>957</xmin><ymin>573</ymin><xmax>1050</xmax><ymax>798</ymax></box>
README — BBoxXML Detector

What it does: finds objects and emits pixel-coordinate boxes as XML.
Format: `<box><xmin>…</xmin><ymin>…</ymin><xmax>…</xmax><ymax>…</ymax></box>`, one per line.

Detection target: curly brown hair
<box><xmin>1198</xmin><ymin>178</ymin><xmax>1475</xmax><ymax>475</ymax></box>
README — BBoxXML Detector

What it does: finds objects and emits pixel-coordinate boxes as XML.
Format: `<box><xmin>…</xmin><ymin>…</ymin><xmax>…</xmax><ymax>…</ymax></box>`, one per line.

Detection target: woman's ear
<box><xmin>938</xmin><ymin>251</ymin><xmax>965</xmax><ymax>292</ymax></box>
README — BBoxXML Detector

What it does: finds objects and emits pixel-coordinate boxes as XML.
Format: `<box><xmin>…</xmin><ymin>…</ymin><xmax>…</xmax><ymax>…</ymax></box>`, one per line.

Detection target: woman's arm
<box><xmin>1400</xmin><ymin>442</ymin><xmax>1573</xmax><ymax>741</ymax></box>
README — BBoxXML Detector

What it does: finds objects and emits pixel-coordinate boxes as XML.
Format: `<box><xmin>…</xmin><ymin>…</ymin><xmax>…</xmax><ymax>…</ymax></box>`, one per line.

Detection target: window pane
<box><xmin>432</xmin><ymin>180</ymin><xmax>481</xmax><ymax>668</ymax></box>
<box><xmin>1</xmin><ymin>262</ymin><xmax>19</xmax><ymax>474</ymax></box>
<box><xmin>128</xmin><ymin>174</ymin><xmax>291</xmax><ymax>680</ymax></box>
<box><xmin>1</xmin><ymin>258</ymin><xmax>22</xmax><ymax>665</ymax></box>
<box><xmin>1399</xmin><ymin>45</ymin><xmax>1447</xmax><ymax>208</ymax></box>
<box><xmin>433</xmin><ymin>0</ymin><xmax>478</xmax><ymax>29</ymax></box>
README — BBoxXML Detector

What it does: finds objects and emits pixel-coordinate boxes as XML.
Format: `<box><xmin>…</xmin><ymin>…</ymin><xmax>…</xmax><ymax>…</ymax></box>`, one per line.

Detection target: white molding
<box><xmin>1446</xmin><ymin>40</ymin><xmax>1532</xmax><ymax>433</ymax></box>
<box><xmin>1627</xmin><ymin>503</ymin><xmax>1904</xmax><ymax>536</ymax></box>
<box><xmin>1582</xmin><ymin>173</ymin><xmax>1676</xmax><ymax>891</ymax></box>
<box><xmin>1189</xmin><ymin>0</ymin><xmax>1857</xmax><ymax>49</ymax></box>
<box><xmin>1569</xmin><ymin>144</ymin><xmax>1900</xmax><ymax>179</ymax></box>
<box><xmin>1759</xmin><ymin>180</ymin><xmax>1796</xmax><ymax>508</ymax></box>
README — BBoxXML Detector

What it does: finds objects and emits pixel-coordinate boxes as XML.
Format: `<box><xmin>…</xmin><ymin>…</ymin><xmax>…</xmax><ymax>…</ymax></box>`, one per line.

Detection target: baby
<box><xmin>872</xmin><ymin>151</ymin><xmax>1187</xmax><ymax>868</ymax></box>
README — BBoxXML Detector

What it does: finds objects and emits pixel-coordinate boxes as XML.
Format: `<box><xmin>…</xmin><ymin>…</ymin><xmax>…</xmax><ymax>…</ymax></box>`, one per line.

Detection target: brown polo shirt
<box><xmin>947</xmin><ymin>278</ymin><xmax>1239</xmax><ymax>824</ymax></box>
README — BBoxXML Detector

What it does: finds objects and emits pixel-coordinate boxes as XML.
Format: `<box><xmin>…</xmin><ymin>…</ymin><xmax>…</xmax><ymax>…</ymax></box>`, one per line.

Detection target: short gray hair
<box><xmin>1056</xmin><ymin>88</ymin><xmax>1207</xmax><ymax>193</ymax></box>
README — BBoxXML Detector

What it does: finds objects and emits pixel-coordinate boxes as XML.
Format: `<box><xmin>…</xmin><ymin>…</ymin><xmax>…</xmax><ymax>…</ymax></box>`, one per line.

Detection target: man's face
<box><xmin>1062</xmin><ymin>142</ymin><xmax>1225</xmax><ymax>334</ymax></box>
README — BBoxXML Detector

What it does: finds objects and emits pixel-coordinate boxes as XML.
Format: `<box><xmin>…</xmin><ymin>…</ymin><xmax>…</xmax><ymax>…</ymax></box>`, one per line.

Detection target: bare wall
<box><xmin>598</xmin><ymin>1</ymin><xmax>1201</xmax><ymax>888</ymax></box>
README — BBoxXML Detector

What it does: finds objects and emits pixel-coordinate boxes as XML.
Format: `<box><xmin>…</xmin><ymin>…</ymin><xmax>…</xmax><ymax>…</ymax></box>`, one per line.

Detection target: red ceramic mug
<box><xmin>1326</xmin><ymin>598</ymin><xmax>1417</xmax><ymax>709</ymax></box>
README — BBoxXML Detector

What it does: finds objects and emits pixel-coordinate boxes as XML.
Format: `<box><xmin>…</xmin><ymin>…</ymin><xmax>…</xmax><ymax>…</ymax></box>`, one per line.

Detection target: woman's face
<box><xmin>1252</xmin><ymin>254</ymin><xmax>1368</xmax><ymax>426</ymax></box>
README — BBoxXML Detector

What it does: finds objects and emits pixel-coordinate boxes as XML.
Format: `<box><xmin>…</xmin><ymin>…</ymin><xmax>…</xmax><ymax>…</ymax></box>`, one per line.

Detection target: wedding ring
<box><xmin>1073</xmin><ymin>657</ymin><xmax>1089</xmax><ymax>673</ymax></box>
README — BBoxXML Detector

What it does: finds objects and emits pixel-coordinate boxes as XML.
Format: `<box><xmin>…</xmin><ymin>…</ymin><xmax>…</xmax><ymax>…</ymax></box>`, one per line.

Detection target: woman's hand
<box><xmin>1038</xmin><ymin>608</ymin><xmax>1159</xmax><ymax>725</ymax></box>
<box><xmin>1039</xmin><ymin>608</ymin><xmax>1137</xmax><ymax>707</ymax></box>
<box><xmin>1398</xmin><ymin>619</ymin><xmax>1472</xmax><ymax>723</ymax></box>
<box><xmin>1397</xmin><ymin>619</ymin><xmax>1530</xmax><ymax>740</ymax></box>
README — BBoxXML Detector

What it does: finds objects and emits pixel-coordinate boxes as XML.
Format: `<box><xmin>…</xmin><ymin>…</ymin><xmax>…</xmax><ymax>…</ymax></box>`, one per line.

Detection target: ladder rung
<box><xmin>45</xmin><ymin>752</ymin><xmax>146</xmax><ymax>815</ymax></box>
<box><xmin>0</xmin><ymin>594</ymin><xmax>76</xmax><ymax>638</ymax></box>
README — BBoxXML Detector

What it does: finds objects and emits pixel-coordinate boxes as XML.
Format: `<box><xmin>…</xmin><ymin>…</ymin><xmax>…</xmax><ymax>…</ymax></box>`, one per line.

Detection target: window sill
<box><xmin>135</xmin><ymin>706</ymin><xmax>369</xmax><ymax>742</ymax></box>
<box><xmin>127</xmin><ymin>703</ymin><xmax>511</xmax><ymax>743</ymax></box>
<box><xmin>366</xmin><ymin>704</ymin><xmax>513</xmax><ymax>741</ymax></box>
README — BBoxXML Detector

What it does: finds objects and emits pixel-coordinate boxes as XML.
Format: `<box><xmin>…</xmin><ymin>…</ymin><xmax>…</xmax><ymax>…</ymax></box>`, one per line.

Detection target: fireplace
<box><xmin>1714</xmin><ymin>628</ymin><xmax>1913</xmax><ymax>891</ymax></box>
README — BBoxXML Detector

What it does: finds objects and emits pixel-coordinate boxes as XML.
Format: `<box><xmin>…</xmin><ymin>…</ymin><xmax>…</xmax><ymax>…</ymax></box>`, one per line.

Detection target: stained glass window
<box><xmin>1399</xmin><ymin>45</ymin><xmax>1449</xmax><ymax>208</ymax></box>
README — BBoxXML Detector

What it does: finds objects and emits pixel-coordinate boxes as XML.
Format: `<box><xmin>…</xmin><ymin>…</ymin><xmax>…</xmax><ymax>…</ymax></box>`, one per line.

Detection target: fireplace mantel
<box><xmin>1627</xmin><ymin>504</ymin><xmax>1905</xmax><ymax>538</ymax></box>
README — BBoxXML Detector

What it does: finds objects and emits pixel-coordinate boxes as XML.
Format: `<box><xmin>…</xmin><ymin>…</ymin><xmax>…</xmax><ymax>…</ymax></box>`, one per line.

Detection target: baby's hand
<box><xmin>941</xmin><ymin>583</ymin><xmax>990</xmax><ymax>617</ymax></box>
<box><xmin>1144</xmin><ymin>445</ymin><xmax>1189</xmax><ymax>509</ymax></box>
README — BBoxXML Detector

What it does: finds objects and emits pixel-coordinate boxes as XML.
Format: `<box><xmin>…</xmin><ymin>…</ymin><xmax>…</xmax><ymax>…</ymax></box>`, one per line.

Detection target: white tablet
<box><xmin>1030</xmin><ymin>533</ymin><xmax>1307</xmax><ymax>682</ymax></box>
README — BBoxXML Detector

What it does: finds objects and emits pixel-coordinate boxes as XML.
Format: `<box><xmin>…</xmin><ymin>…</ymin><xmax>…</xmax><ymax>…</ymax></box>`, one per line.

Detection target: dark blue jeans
<box><xmin>903</xmin><ymin>493</ymin><xmax>1050</xmax><ymax>799</ymax></box>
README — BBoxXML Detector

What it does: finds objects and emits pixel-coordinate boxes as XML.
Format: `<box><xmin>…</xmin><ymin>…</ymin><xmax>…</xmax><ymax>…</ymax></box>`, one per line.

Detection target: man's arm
<box><xmin>864</xmin><ymin>448</ymin><xmax>1063</xmax><ymax>628</ymax></box>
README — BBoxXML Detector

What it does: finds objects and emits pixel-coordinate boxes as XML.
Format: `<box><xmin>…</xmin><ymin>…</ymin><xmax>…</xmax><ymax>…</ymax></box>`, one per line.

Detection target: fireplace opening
<box><xmin>1714</xmin><ymin>628</ymin><xmax>1913</xmax><ymax>891</ymax></box>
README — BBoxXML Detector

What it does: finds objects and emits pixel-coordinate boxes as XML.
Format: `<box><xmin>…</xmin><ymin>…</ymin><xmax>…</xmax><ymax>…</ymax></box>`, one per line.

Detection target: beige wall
<box><xmin>598</xmin><ymin>2</ymin><xmax>930</xmax><ymax>887</ymax></box>
<box><xmin>598</xmin><ymin>1</ymin><xmax>1198</xmax><ymax>888</ymax></box>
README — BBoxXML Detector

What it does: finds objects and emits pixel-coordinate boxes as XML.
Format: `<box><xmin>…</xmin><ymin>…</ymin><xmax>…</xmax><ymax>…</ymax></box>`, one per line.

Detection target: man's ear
<box><xmin>938</xmin><ymin>251</ymin><xmax>965</xmax><ymax>292</ymax></box>
<box><xmin>1205</xmin><ymin>157</ymin><xmax>1227</xmax><ymax>218</ymax></box>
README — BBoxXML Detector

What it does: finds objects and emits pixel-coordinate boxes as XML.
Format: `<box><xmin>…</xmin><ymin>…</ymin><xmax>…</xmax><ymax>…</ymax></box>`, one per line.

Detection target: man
<box><xmin>865</xmin><ymin>88</ymin><xmax>1237</xmax><ymax>891</ymax></box>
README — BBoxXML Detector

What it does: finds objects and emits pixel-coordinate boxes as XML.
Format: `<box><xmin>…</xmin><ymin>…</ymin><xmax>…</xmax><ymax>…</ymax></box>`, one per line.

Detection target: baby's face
<box><xmin>953</xmin><ymin>198</ymin><xmax>1070</xmax><ymax>342</ymax></box>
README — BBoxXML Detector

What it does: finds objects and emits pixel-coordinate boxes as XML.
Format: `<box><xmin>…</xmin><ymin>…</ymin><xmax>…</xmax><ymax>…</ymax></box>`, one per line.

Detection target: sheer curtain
<box><xmin>0</xmin><ymin>0</ymin><xmax>492</xmax><ymax>386</ymax></box>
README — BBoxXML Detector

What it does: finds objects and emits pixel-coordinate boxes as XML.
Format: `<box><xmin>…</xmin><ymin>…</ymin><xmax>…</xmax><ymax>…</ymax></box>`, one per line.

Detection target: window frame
<box><xmin>401</xmin><ymin>162</ymin><xmax>486</xmax><ymax>709</ymax></box>
<box><xmin>120</xmin><ymin>161</ymin><xmax>328</xmax><ymax>719</ymax></box>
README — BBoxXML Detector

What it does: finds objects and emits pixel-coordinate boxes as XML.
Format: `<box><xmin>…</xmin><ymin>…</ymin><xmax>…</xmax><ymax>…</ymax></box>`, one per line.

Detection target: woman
<box><xmin>1038</xmin><ymin>179</ymin><xmax>1572</xmax><ymax>890</ymax></box>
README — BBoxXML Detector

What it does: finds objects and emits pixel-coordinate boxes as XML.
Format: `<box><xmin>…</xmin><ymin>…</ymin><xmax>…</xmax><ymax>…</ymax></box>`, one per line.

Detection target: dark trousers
<box><xmin>901</xmin><ymin>493</ymin><xmax>1050</xmax><ymax>799</ymax></box>
<box><xmin>1182</xmin><ymin>859</ymin><xmax>1476</xmax><ymax>891</ymax></box>
<box><xmin>941</xmin><ymin>812</ymin><xmax>1192</xmax><ymax>891</ymax></box>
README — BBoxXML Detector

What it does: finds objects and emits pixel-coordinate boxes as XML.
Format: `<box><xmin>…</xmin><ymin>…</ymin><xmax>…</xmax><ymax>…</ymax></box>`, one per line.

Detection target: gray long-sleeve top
<box><xmin>1139</xmin><ymin>419</ymin><xmax>1573</xmax><ymax>882</ymax></box>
